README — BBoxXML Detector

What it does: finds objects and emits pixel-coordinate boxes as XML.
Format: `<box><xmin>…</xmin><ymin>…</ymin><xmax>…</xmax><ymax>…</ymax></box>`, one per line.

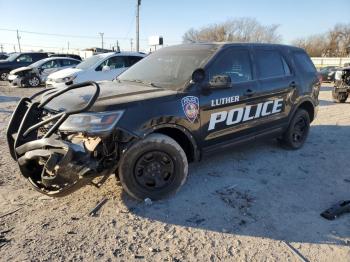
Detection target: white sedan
<box><xmin>46</xmin><ymin>52</ymin><xmax>145</xmax><ymax>88</ymax></box>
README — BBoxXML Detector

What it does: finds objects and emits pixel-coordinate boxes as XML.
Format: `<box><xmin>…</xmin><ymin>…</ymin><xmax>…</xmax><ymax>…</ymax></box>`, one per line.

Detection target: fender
<box><xmin>288</xmin><ymin>95</ymin><xmax>317</xmax><ymax>123</ymax></box>
<box><xmin>143</xmin><ymin>123</ymin><xmax>201</xmax><ymax>162</ymax></box>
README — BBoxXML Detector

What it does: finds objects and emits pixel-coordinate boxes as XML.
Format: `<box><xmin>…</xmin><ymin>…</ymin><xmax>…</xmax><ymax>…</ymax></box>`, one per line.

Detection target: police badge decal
<box><xmin>181</xmin><ymin>96</ymin><xmax>199</xmax><ymax>123</ymax></box>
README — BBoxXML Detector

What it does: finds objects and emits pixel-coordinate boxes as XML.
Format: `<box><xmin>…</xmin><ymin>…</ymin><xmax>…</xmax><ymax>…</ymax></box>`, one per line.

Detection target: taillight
<box><xmin>317</xmin><ymin>74</ymin><xmax>323</xmax><ymax>84</ymax></box>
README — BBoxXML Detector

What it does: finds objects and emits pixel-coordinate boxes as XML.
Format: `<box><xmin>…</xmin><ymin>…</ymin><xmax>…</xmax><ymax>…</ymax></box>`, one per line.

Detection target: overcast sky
<box><xmin>0</xmin><ymin>0</ymin><xmax>349</xmax><ymax>52</ymax></box>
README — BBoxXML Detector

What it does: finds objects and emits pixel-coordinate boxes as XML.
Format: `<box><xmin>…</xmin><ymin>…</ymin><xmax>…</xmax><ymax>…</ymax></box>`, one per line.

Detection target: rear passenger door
<box><xmin>251</xmin><ymin>47</ymin><xmax>297</xmax><ymax>131</ymax></box>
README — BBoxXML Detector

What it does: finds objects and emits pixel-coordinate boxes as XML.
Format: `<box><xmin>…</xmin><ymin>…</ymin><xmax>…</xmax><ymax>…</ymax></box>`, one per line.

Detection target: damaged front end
<box><xmin>7</xmin><ymin>82</ymin><xmax>135</xmax><ymax>196</ymax></box>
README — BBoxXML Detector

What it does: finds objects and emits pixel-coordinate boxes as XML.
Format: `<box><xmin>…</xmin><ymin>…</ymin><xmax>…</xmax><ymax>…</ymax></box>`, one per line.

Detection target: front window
<box><xmin>96</xmin><ymin>56</ymin><xmax>126</xmax><ymax>71</ymax></box>
<box><xmin>41</xmin><ymin>60</ymin><xmax>59</xmax><ymax>69</ymax></box>
<box><xmin>75</xmin><ymin>55</ymin><xmax>104</xmax><ymax>70</ymax></box>
<box><xmin>118</xmin><ymin>46</ymin><xmax>217</xmax><ymax>89</ymax></box>
<box><xmin>16</xmin><ymin>54</ymin><xmax>33</xmax><ymax>63</ymax></box>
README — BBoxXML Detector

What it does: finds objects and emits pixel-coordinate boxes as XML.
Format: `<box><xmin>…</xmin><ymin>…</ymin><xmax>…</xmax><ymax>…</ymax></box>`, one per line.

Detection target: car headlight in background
<box><xmin>55</xmin><ymin>75</ymin><xmax>77</xmax><ymax>83</ymax></box>
<box><xmin>59</xmin><ymin>111</ymin><xmax>124</xmax><ymax>133</ymax></box>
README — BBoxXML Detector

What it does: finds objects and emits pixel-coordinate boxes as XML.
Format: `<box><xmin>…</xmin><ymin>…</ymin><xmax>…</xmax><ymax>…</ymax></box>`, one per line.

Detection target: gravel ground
<box><xmin>0</xmin><ymin>81</ymin><xmax>349</xmax><ymax>262</ymax></box>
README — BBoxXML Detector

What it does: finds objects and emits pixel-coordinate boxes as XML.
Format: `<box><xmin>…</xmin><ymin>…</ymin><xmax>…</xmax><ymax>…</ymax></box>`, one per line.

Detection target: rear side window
<box><xmin>255</xmin><ymin>50</ymin><xmax>290</xmax><ymax>79</ymax></box>
<box><xmin>61</xmin><ymin>59</ymin><xmax>79</xmax><ymax>66</ymax></box>
<box><xmin>293</xmin><ymin>52</ymin><xmax>316</xmax><ymax>73</ymax></box>
<box><xmin>208</xmin><ymin>48</ymin><xmax>253</xmax><ymax>83</ymax></box>
<box><xmin>127</xmin><ymin>56</ymin><xmax>143</xmax><ymax>67</ymax></box>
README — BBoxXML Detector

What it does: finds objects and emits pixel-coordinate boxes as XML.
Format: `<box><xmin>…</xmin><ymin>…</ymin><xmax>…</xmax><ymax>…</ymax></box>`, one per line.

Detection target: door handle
<box><xmin>289</xmin><ymin>81</ymin><xmax>297</xmax><ymax>88</ymax></box>
<box><xmin>245</xmin><ymin>89</ymin><xmax>255</xmax><ymax>96</ymax></box>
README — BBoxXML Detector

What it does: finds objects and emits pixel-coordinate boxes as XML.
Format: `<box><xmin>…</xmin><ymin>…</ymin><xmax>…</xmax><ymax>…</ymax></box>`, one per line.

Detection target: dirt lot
<box><xmin>0</xmin><ymin>81</ymin><xmax>349</xmax><ymax>262</ymax></box>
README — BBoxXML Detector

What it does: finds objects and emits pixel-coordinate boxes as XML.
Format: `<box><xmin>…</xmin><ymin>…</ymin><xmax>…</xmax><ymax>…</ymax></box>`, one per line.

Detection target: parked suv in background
<box><xmin>48</xmin><ymin>53</ymin><xmax>82</xmax><ymax>61</ymax></box>
<box><xmin>0</xmin><ymin>52</ymin><xmax>48</xmax><ymax>80</ymax></box>
<box><xmin>7</xmin><ymin>43</ymin><xmax>320</xmax><ymax>200</ymax></box>
<box><xmin>319</xmin><ymin>66</ymin><xmax>339</xmax><ymax>83</ymax></box>
<box><xmin>46</xmin><ymin>52</ymin><xmax>145</xmax><ymax>88</ymax></box>
<box><xmin>7</xmin><ymin>57</ymin><xmax>81</xmax><ymax>87</ymax></box>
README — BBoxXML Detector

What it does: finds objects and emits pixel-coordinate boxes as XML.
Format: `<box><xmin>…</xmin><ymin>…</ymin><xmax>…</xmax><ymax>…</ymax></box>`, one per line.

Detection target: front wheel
<box><xmin>27</xmin><ymin>75</ymin><xmax>41</xmax><ymax>87</ymax></box>
<box><xmin>118</xmin><ymin>133</ymin><xmax>188</xmax><ymax>201</ymax></box>
<box><xmin>279</xmin><ymin>109</ymin><xmax>310</xmax><ymax>150</ymax></box>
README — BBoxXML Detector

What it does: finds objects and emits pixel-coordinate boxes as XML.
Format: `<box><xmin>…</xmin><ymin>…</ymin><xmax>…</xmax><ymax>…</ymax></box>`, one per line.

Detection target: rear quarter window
<box><xmin>293</xmin><ymin>52</ymin><xmax>316</xmax><ymax>73</ymax></box>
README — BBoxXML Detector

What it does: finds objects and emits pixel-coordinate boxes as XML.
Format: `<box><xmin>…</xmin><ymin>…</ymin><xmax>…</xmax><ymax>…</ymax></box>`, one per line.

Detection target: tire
<box><xmin>28</xmin><ymin>75</ymin><xmax>41</xmax><ymax>87</ymax></box>
<box><xmin>280</xmin><ymin>109</ymin><xmax>310</xmax><ymax>150</ymax></box>
<box><xmin>332</xmin><ymin>89</ymin><xmax>348</xmax><ymax>103</ymax></box>
<box><xmin>0</xmin><ymin>71</ymin><xmax>8</xmax><ymax>81</ymax></box>
<box><xmin>118</xmin><ymin>133</ymin><xmax>188</xmax><ymax>201</ymax></box>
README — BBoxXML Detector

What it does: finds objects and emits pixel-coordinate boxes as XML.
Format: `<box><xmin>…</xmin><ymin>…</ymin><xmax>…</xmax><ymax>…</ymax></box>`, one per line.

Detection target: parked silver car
<box><xmin>7</xmin><ymin>57</ymin><xmax>80</xmax><ymax>87</ymax></box>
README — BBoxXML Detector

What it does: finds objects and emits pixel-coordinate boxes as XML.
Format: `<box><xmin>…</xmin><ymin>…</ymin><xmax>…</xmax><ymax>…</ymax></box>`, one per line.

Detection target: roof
<box><xmin>166</xmin><ymin>42</ymin><xmax>304</xmax><ymax>52</ymax></box>
<box><xmin>94</xmin><ymin>52</ymin><xmax>146</xmax><ymax>59</ymax></box>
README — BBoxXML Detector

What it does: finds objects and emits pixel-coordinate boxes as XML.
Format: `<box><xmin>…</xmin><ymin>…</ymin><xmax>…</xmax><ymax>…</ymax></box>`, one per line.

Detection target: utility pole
<box><xmin>130</xmin><ymin>38</ymin><xmax>133</xmax><ymax>51</ymax></box>
<box><xmin>0</xmin><ymin>44</ymin><xmax>3</xmax><ymax>53</ymax></box>
<box><xmin>116</xmin><ymin>40</ymin><xmax>120</xmax><ymax>52</ymax></box>
<box><xmin>99</xmin><ymin>32</ymin><xmax>104</xmax><ymax>50</ymax></box>
<box><xmin>16</xmin><ymin>29</ymin><xmax>22</xmax><ymax>53</ymax></box>
<box><xmin>67</xmin><ymin>41</ymin><xmax>70</xmax><ymax>52</ymax></box>
<box><xmin>136</xmin><ymin>0</ymin><xmax>141</xmax><ymax>52</ymax></box>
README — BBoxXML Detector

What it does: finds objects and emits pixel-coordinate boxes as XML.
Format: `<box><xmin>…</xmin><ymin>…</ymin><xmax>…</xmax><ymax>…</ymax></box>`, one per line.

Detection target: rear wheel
<box><xmin>332</xmin><ymin>89</ymin><xmax>348</xmax><ymax>103</ymax></box>
<box><xmin>279</xmin><ymin>109</ymin><xmax>310</xmax><ymax>150</ymax></box>
<box><xmin>118</xmin><ymin>133</ymin><xmax>188</xmax><ymax>200</ymax></box>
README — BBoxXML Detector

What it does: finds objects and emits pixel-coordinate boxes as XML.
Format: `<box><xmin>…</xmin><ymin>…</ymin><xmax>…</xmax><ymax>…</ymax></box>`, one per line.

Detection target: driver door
<box><xmin>200</xmin><ymin>47</ymin><xmax>260</xmax><ymax>149</ymax></box>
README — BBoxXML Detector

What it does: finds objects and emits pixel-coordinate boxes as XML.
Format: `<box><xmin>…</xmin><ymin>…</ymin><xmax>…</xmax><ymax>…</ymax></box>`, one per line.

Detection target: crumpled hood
<box><xmin>10</xmin><ymin>66</ymin><xmax>32</xmax><ymax>75</ymax></box>
<box><xmin>48</xmin><ymin>68</ymin><xmax>82</xmax><ymax>79</ymax></box>
<box><xmin>44</xmin><ymin>81</ymin><xmax>178</xmax><ymax>112</ymax></box>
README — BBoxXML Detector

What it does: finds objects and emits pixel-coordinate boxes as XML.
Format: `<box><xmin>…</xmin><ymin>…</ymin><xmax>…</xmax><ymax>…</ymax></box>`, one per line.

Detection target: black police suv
<box><xmin>0</xmin><ymin>52</ymin><xmax>48</xmax><ymax>80</ymax></box>
<box><xmin>7</xmin><ymin>43</ymin><xmax>320</xmax><ymax>200</ymax></box>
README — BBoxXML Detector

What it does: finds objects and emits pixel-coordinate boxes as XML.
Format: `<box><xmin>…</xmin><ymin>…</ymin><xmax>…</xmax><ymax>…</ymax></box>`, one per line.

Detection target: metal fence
<box><xmin>311</xmin><ymin>57</ymin><xmax>350</xmax><ymax>69</ymax></box>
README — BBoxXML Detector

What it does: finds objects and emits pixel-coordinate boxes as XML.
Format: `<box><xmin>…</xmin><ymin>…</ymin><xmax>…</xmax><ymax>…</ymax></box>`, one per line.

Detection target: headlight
<box><xmin>59</xmin><ymin>111</ymin><xmax>124</xmax><ymax>133</ymax></box>
<box><xmin>55</xmin><ymin>75</ymin><xmax>76</xmax><ymax>83</ymax></box>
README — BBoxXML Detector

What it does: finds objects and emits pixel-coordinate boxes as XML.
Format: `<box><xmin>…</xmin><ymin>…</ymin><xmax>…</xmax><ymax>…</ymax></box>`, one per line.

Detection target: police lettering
<box><xmin>211</xmin><ymin>96</ymin><xmax>240</xmax><ymax>107</ymax></box>
<box><xmin>208</xmin><ymin>99</ymin><xmax>283</xmax><ymax>131</ymax></box>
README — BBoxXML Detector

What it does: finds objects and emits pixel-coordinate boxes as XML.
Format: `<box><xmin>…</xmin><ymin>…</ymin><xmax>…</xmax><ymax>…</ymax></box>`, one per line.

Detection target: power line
<box><xmin>0</xmin><ymin>28</ymin><xmax>148</xmax><ymax>41</ymax></box>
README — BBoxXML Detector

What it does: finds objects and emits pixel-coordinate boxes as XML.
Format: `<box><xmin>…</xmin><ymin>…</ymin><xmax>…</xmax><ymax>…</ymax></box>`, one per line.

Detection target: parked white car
<box><xmin>46</xmin><ymin>52</ymin><xmax>145</xmax><ymax>88</ymax></box>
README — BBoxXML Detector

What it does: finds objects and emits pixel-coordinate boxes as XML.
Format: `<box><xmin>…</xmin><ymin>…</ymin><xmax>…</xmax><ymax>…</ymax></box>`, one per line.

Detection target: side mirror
<box><xmin>209</xmin><ymin>75</ymin><xmax>231</xmax><ymax>89</ymax></box>
<box><xmin>102</xmin><ymin>65</ymin><xmax>111</xmax><ymax>72</ymax></box>
<box><xmin>191</xmin><ymin>68</ymin><xmax>206</xmax><ymax>83</ymax></box>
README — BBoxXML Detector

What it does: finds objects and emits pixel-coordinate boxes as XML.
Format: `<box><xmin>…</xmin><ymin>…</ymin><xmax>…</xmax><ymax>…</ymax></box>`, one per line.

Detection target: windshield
<box><xmin>76</xmin><ymin>55</ymin><xmax>103</xmax><ymax>70</ymax></box>
<box><xmin>5</xmin><ymin>53</ymin><xmax>20</xmax><ymax>62</ymax></box>
<box><xmin>118</xmin><ymin>46</ymin><xmax>217</xmax><ymax>89</ymax></box>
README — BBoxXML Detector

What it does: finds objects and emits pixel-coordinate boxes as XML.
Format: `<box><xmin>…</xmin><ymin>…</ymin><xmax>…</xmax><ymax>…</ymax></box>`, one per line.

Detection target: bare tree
<box><xmin>183</xmin><ymin>18</ymin><xmax>282</xmax><ymax>44</ymax></box>
<box><xmin>293</xmin><ymin>23</ymin><xmax>350</xmax><ymax>57</ymax></box>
